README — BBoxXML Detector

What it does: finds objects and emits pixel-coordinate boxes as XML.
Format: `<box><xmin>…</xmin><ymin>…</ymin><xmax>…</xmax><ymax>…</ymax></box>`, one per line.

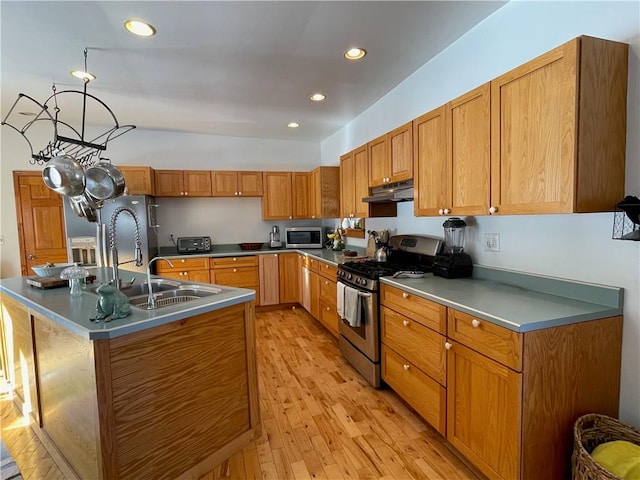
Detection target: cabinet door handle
<box><xmin>489</xmin><ymin>206</ymin><xmax>498</xmax><ymax>214</ymax></box>
<box><xmin>402</xmin><ymin>292</ymin><xmax>409</xmax><ymax>299</ymax></box>
<box><xmin>274</xmin><ymin>254</ymin><xmax>278</xmax><ymax>257</ymax></box>
<box><xmin>403</xmin><ymin>364</ymin><xmax>410</xmax><ymax>370</ymax></box>
<box><xmin>325</xmin><ymin>281</ymin><xmax>329</xmax><ymax>285</ymax></box>
<box><xmin>326</xmin><ymin>307</ymin><xmax>330</xmax><ymax>311</ymax></box>
<box><xmin>402</xmin><ymin>320</ymin><xmax>409</xmax><ymax>327</ymax></box>
<box><xmin>472</xmin><ymin>319</ymin><xmax>481</xmax><ymax>328</ymax></box>
<box><xmin>438</xmin><ymin>209</ymin><xmax>444</xmax><ymax>215</ymax></box>
<box><xmin>445</xmin><ymin>342</ymin><xmax>452</xmax><ymax>350</ymax></box>
<box><xmin>443</xmin><ymin>208</ymin><xmax>450</xmax><ymax>215</ymax></box>
<box><xmin>233</xmin><ymin>268</ymin><xmax>237</xmax><ymax>273</ymax></box>
<box><xmin>233</xmin><ymin>257</ymin><xmax>237</xmax><ymax>261</ymax></box>
<box><xmin>238</xmin><ymin>192</ymin><xmax>242</xmax><ymax>195</ymax></box>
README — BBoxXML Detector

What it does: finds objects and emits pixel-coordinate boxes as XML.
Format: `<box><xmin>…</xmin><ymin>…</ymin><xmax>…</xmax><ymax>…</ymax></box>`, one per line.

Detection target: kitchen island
<box><xmin>0</xmin><ymin>268</ymin><xmax>259</xmax><ymax>480</ymax></box>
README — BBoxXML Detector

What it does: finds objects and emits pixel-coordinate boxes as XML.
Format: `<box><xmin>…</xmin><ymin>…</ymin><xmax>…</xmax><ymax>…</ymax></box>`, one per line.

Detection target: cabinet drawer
<box><xmin>210</xmin><ymin>267</ymin><xmax>258</xmax><ymax>288</ymax></box>
<box><xmin>380</xmin><ymin>284</ymin><xmax>446</xmax><ymax>334</ymax></box>
<box><xmin>157</xmin><ymin>257</ymin><xmax>210</xmax><ymax>272</ymax></box>
<box><xmin>382</xmin><ymin>346</ymin><xmax>446</xmax><ymax>436</ymax></box>
<box><xmin>318</xmin><ymin>299</ymin><xmax>339</xmax><ymax>337</ymax></box>
<box><xmin>319</xmin><ymin>277</ymin><xmax>337</xmax><ymax>307</ymax></box>
<box><xmin>448</xmin><ymin>309</ymin><xmax>523</xmax><ymax>371</ymax></box>
<box><xmin>301</xmin><ymin>255</ymin><xmax>320</xmax><ymax>273</ymax></box>
<box><xmin>318</xmin><ymin>261</ymin><xmax>337</xmax><ymax>281</ymax></box>
<box><xmin>381</xmin><ymin>306</ymin><xmax>446</xmax><ymax>386</ymax></box>
<box><xmin>210</xmin><ymin>256</ymin><xmax>258</xmax><ymax>269</ymax></box>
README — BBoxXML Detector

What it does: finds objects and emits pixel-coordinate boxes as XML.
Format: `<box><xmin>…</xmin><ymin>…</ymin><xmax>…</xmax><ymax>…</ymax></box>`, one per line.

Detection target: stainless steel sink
<box><xmin>128</xmin><ymin>284</ymin><xmax>226</xmax><ymax>310</ymax></box>
<box><xmin>96</xmin><ymin>279</ymin><xmax>181</xmax><ymax>298</ymax></box>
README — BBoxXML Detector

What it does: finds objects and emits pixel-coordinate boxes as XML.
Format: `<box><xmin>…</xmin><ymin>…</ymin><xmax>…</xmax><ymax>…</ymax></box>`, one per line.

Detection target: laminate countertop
<box><xmin>0</xmin><ymin>267</ymin><xmax>255</xmax><ymax>340</ymax></box>
<box><xmin>381</xmin><ymin>266</ymin><xmax>623</xmax><ymax>332</ymax></box>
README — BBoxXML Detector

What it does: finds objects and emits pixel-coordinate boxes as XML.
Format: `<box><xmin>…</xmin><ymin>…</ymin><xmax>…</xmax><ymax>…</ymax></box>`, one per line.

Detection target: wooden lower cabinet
<box><xmin>381</xmin><ymin>283</ymin><xmax>623</xmax><ymax>480</ymax></box>
<box><xmin>156</xmin><ymin>257</ymin><xmax>210</xmax><ymax>283</ymax></box>
<box><xmin>318</xmin><ymin>277</ymin><xmax>338</xmax><ymax>337</ymax></box>
<box><xmin>258</xmin><ymin>254</ymin><xmax>280</xmax><ymax>306</ymax></box>
<box><xmin>278</xmin><ymin>253</ymin><xmax>299</xmax><ymax>304</ymax></box>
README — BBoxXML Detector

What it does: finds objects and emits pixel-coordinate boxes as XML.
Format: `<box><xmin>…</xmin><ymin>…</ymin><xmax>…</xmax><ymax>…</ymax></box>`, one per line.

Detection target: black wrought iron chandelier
<box><xmin>1</xmin><ymin>48</ymin><xmax>135</xmax><ymax>166</ymax></box>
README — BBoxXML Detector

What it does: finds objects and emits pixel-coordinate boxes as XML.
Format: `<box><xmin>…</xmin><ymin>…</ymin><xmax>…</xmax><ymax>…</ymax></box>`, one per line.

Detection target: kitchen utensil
<box><xmin>84</xmin><ymin>159</ymin><xmax>126</xmax><ymax>201</ymax></box>
<box><xmin>366</xmin><ymin>235</ymin><xmax>376</xmax><ymax>257</ymax></box>
<box><xmin>42</xmin><ymin>154</ymin><xmax>85</xmax><ymax>196</ymax></box>
<box><xmin>68</xmin><ymin>193</ymin><xmax>98</xmax><ymax>222</ymax></box>
<box><xmin>433</xmin><ymin>217</ymin><xmax>472</xmax><ymax>278</ymax></box>
<box><xmin>392</xmin><ymin>270</ymin><xmax>425</xmax><ymax>279</ymax></box>
<box><xmin>269</xmin><ymin>226</ymin><xmax>282</xmax><ymax>248</ymax></box>
<box><xmin>31</xmin><ymin>262</ymin><xmax>75</xmax><ymax>277</ymax></box>
<box><xmin>374</xmin><ymin>245</ymin><xmax>388</xmax><ymax>262</ymax></box>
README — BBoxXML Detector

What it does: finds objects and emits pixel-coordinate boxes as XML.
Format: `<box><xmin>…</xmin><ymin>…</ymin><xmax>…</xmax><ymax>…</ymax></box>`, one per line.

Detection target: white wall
<box><xmin>322</xmin><ymin>1</ymin><xmax>640</xmax><ymax>427</ymax></box>
<box><xmin>0</xmin><ymin>128</ymin><xmax>320</xmax><ymax>277</ymax></box>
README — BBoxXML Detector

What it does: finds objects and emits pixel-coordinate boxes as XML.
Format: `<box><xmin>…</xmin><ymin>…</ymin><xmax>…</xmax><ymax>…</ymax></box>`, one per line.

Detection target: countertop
<box><xmin>381</xmin><ymin>266</ymin><xmax>623</xmax><ymax>332</ymax></box>
<box><xmin>158</xmin><ymin>244</ymin><xmax>367</xmax><ymax>266</ymax></box>
<box><xmin>0</xmin><ymin>267</ymin><xmax>255</xmax><ymax>340</ymax></box>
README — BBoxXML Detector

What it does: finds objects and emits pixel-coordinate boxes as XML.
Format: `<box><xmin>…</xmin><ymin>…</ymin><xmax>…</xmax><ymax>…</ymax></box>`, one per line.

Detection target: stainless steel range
<box><xmin>337</xmin><ymin>234</ymin><xmax>442</xmax><ymax>387</ymax></box>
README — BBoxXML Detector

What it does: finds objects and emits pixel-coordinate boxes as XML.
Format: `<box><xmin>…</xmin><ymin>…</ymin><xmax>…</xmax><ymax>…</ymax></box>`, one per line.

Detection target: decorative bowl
<box><xmin>239</xmin><ymin>242</ymin><xmax>264</xmax><ymax>251</ymax></box>
<box><xmin>31</xmin><ymin>262</ymin><xmax>75</xmax><ymax>278</ymax></box>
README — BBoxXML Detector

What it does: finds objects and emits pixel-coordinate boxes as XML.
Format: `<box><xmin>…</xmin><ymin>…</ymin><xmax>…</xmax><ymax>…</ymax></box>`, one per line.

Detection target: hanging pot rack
<box><xmin>1</xmin><ymin>48</ymin><xmax>135</xmax><ymax>166</ymax></box>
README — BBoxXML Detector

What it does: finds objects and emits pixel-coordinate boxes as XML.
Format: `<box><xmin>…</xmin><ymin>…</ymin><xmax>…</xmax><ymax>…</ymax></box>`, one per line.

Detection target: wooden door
<box><xmin>237</xmin><ymin>171</ymin><xmax>263</xmax><ymax>196</ymax></box>
<box><xmin>368</xmin><ymin>134</ymin><xmax>389</xmax><ymax>187</ymax></box>
<box><xmin>14</xmin><ymin>172</ymin><xmax>68</xmax><ymax>276</ymax></box>
<box><xmin>413</xmin><ymin>105</ymin><xmax>448</xmax><ymax>217</ymax></box>
<box><xmin>262</xmin><ymin>172</ymin><xmax>292</xmax><ymax>220</ymax></box>
<box><xmin>389</xmin><ymin>122</ymin><xmax>413</xmax><ymax>183</ymax></box>
<box><xmin>449</xmin><ymin>83</ymin><xmax>491</xmax><ymax>215</ymax></box>
<box><xmin>278</xmin><ymin>253</ymin><xmax>299</xmax><ymax>304</ymax></box>
<box><xmin>491</xmin><ymin>40</ymin><xmax>577</xmax><ymax>215</ymax></box>
<box><xmin>154</xmin><ymin>170</ymin><xmax>184</xmax><ymax>196</ymax></box>
<box><xmin>447</xmin><ymin>341</ymin><xmax>522</xmax><ymax>480</ymax></box>
<box><xmin>183</xmin><ymin>170</ymin><xmax>212</xmax><ymax>196</ymax></box>
<box><xmin>211</xmin><ymin>171</ymin><xmax>238</xmax><ymax>196</ymax></box>
<box><xmin>292</xmin><ymin>172</ymin><xmax>310</xmax><ymax>219</ymax></box>
<box><xmin>353</xmin><ymin>145</ymin><xmax>370</xmax><ymax>218</ymax></box>
<box><xmin>258</xmin><ymin>254</ymin><xmax>280</xmax><ymax>306</ymax></box>
<box><xmin>119</xmin><ymin>166</ymin><xmax>155</xmax><ymax>195</ymax></box>
<box><xmin>340</xmin><ymin>152</ymin><xmax>355</xmax><ymax>218</ymax></box>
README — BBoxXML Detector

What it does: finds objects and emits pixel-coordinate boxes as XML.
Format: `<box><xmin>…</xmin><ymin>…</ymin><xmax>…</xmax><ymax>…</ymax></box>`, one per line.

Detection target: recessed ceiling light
<box><xmin>309</xmin><ymin>93</ymin><xmax>326</xmax><ymax>102</ymax></box>
<box><xmin>124</xmin><ymin>19</ymin><xmax>156</xmax><ymax>37</ymax></box>
<box><xmin>287</xmin><ymin>122</ymin><xmax>300</xmax><ymax>128</ymax></box>
<box><xmin>70</xmin><ymin>70</ymin><xmax>96</xmax><ymax>82</ymax></box>
<box><xmin>344</xmin><ymin>47</ymin><xmax>367</xmax><ymax>60</ymax></box>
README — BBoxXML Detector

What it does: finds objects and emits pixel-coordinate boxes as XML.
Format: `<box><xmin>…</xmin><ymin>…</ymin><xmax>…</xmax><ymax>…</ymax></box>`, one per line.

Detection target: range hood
<box><xmin>362</xmin><ymin>179</ymin><xmax>414</xmax><ymax>203</ymax></box>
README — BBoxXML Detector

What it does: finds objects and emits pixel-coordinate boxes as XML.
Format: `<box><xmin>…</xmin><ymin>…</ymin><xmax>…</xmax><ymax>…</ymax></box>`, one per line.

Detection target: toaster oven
<box><xmin>177</xmin><ymin>236</ymin><xmax>212</xmax><ymax>253</ymax></box>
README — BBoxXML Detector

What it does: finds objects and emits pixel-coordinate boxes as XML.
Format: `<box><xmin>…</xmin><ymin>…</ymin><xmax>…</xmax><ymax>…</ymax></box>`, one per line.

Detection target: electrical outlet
<box><xmin>484</xmin><ymin>233</ymin><xmax>500</xmax><ymax>252</ymax></box>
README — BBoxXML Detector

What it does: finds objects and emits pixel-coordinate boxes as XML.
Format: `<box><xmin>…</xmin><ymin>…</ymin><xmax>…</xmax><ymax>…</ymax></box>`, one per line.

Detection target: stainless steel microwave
<box><xmin>284</xmin><ymin>227</ymin><xmax>323</xmax><ymax>249</ymax></box>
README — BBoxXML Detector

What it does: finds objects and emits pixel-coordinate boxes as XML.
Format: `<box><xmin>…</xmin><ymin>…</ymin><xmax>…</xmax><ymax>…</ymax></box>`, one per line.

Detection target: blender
<box><xmin>269</xmin><ymin>226</ymin><xmax>282</xmax><ymax>248</ymax></box>
<box><xmin>432</xmin><ymin>217</ymin><xmax>473</xmax><ymax>278</ymax></box>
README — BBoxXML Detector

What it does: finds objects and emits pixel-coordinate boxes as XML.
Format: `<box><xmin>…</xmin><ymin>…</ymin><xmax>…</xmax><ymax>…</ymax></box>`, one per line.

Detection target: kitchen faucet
<box><xmin>146</xmin><ymin>257</ymin><xmax>174</xmax><ymax>309</ymax></box>
<box><xmin>109</xmin><ymin>206</ymin><xmax>143</xmax><ymax>290</ymax></box>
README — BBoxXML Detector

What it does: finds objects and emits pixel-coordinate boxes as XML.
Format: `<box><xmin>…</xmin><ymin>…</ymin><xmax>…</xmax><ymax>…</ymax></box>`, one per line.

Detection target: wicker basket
<box><xmin>572</xmin><ymin>413</ymin><xmax>640</xmax><ymax>480</ymax></box>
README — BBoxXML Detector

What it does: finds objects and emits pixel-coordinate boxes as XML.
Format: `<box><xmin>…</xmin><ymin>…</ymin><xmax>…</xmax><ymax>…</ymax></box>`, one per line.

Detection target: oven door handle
<box><xmin>357</xmin><ymin>291</ymin><xmax>372</xmax><ymax>298</ymax></box>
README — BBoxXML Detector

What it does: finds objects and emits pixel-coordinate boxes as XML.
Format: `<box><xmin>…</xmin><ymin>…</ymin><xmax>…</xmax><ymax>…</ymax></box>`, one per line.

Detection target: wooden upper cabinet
<box><xmin>154</xmin><ymin>170</ymin><xmax>212</xmax><ymax>197</ymax></box>
<box><xmin>368</xmin><ymin>134</ymin><xmax>389</xmax><ymax>187</ymax></box>
<box><xmin>368</xmin><ymin>122</ymin><xmax>413</xmax><ymax>187</ymax></box>
<box><xmin>119</xmin><ymin>166</ymin><xmax>155</xmax><ymax>195</ymax></box>
<box><xmin>414</xmin><ymin>105</ymin><xmax>448</xmax><ymax>217</ymax></box>
<box><xmin>309</xmin><ymin>166</ymin><xmax>340</xmax><ymax>219</ymax></box>
<box><xmin>292</xmin><ymin>172</ymin><xmax>310</xmax><ymax>219</ymax></box>
<box><xmin>414</xmin><ymin>84</ymin><xmax>490</xmax><ymax>217</ymax></box>
<box><xmin>340</xmin><ymin>145</ymin><xmax>370</xmax><ymax>218</ymax></box>
<box><xmin>262</xmin><ymin>171</ymin><xmax>293</xmax><ymax>219</ymax></box>
<box><xmin>490</xmin><ymin>36</ymin><xmax>628</xmax><ymax>215</ymax></box>
<box><xmin>211</xmin><ymin>171</ymin><xmax>263</xmax><ymax>197</ymax></box>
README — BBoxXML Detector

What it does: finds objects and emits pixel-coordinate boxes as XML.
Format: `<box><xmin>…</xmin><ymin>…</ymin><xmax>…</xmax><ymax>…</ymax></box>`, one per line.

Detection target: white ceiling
<box><xmin>1</xmin><ymin>1</ymin><xmax>506</xmax><ymax>143</ymax></box>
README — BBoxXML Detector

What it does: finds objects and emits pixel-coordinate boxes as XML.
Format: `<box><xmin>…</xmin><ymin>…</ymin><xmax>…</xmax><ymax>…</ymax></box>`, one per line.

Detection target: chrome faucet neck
<box><xmin>109</xmin><ymin>206</ymin><xmax>143</xmax><ymax>289</ymax></box>
<box><xmin>146</xmin><ymin>257</ymin><xmax>174</xmax><ymax>309</ymax></box>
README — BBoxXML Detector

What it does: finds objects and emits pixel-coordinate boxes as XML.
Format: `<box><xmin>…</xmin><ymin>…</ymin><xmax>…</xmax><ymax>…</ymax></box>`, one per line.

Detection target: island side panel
<box><xmin>521</xmin><ymin>315</ymin><xmax>623</xmax><ymax>480</ymax></box>
<box><xmin>1</xmin><ymin>295</ymin><xmax>39</xmax><ymax>425</ymax></box>
<box><xmin>101</xmin><ymin>302</ymin><xmax>254</xmax><ymax>480</ymax></box>
<box><xmin>33</xmin><ymin>312</ymin><xmax>101</xmax><ymax>480</ymax></box>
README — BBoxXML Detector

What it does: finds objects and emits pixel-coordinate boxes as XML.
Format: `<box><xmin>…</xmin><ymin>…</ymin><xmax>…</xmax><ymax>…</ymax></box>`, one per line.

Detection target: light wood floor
<box><xmin>1</xmin><ymin>307</ymin><xmax>480</xmax><ymax>480</ymax></box>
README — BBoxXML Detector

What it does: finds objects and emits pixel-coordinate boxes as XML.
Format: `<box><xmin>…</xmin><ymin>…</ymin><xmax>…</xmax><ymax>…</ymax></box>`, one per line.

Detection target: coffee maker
<box><xmin>432</xmin><ymin>217</ymin><xmax>473</xmax><ymax>278</ymax></box>
<box><xmin>269</xmin><ymin>226</ymin><xmax>282</xmax><ymax>248</ymax></box>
